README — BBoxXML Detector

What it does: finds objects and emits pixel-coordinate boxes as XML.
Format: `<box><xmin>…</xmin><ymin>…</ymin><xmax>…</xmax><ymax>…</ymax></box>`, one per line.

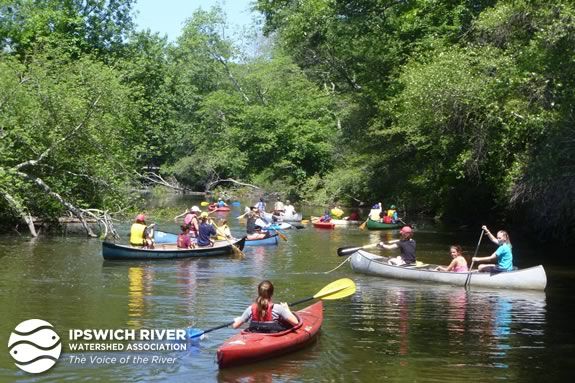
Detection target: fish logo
<box><xmin>8</xmin><ymin>319</ymin><xmax>61</xmax><ymax>374</ymax></box>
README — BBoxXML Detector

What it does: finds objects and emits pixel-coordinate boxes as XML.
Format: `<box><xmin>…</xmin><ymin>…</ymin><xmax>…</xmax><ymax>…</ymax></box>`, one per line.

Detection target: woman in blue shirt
<box><xmin>472</xmin><ymin>225</ymin><xmax>513</xmax><ymax>272</ymax></box>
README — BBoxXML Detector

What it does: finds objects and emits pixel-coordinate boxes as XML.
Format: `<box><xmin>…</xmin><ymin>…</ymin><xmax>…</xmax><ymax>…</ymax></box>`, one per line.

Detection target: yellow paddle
<box><xmin>209</xmin><ymin>220</ymin><xmax>244</xmax><ymax>257</ymax></box>
<box><xmin>358</xmin><ymin>217</ymin><xmax>369</xmax><ymax>230</ymax></box>
<box><xmin>187</xmin><ymin>278</ymin><xmax>356</xmax><ymax>339</ymax></box>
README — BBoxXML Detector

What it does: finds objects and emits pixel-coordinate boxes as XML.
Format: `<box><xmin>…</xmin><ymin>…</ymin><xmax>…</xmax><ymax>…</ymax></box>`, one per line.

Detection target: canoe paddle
<box><xmin>358</xmin><ymin>217</ymin><xmax>369</xmax><ymax>230</ymax></box>
<box><xmin>464</xmin><ymin>230</ymin><xmax>484</xmax><ymax>289</ymax></box>
<box><xmin>213</xmin><ymin>225</ymin><xmax>245</xmax><ymax>258</ymax></box>
<box><xmin>187</xmin><ymin>278</ymin><xmax>356</xmax><ymax>339</ymax></box>
<box><xmin>337</xmin><ymin>240</ymin><xmax>399</xmax><ymax>257</ymax></box>
<box><xmin>266</xmin><ymin>226</ymin><xmax>288</xmax><ymax>241</ymax></box>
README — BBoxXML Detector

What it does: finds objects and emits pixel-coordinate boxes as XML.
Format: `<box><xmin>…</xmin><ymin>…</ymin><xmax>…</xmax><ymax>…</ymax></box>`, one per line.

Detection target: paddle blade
<box><xmin>278</xmin><ymin>232</ymin><xmax>288</xmax><ymax>241</ymax></box>
<box><xmin>200</xmin><ymin>201</ymin><xmax>210</xmax><ymax>206</ymax></box>
<box><xmin>313</xmin><ymin>278</ymin><xmax>356</xmax><ymax>301</ymax></box>
<box><xmin>337</xmin><ymin>246</ymin><xmax>361</xmax><ymax>257</ymax></box>
<box><xmin>232</xmin><ymin>244</ymin><xmax>245</xmax><ymax>258</ymax></box>
<box><xmin>187</xmin><ymin>328</ymin><xmax>205</xmax><ymax>340</ymax></box>
<box><xmin>337</xmin><ymin>243</ymin><xmax>379</xmax><ymax>257</ymax></box>
<box><xmin>359</xmin><ymin>219</ymin><xmax>368</xmax><ymax>230</ymax></box>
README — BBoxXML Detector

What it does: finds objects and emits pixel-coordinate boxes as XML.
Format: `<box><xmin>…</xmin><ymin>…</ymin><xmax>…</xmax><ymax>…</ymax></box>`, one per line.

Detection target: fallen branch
<box><xmin>0</xmin><ymin>187</ymin><xmax>38</xmax><ymax>237</ymax></box>
<box><xmin>137</xmin><ymin>171</ymin><xmax>189</xmax><ymax>192</ymax></box>
<box><xmin>205</xmin><ymin>178</ymin><xmax>261</xmax><ymax>192</ymax></box>
<box><xmin>14</xmin><ymin>171</ymin><xmax>98</xmax><ymax>237</ymax></box>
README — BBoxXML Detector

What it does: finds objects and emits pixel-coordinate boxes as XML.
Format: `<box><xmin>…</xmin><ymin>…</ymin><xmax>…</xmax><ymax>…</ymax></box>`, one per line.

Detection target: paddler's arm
<box><xmin>377</xmin><ymin>239</ymin><xmax>400</xmax><ymax>250</ymax></box>
<box><xmin>280</xmin><ymin>303</ymin><xmax>299</xmax><ymax>326</ymax></box>
<box><xmin>232</xmin><ymin>307</ymin><xmax>252</xmax><ymax>329</ymax></box>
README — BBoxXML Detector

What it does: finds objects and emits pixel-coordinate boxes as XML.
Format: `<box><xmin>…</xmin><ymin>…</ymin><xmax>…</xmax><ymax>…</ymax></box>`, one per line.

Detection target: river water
<box><xmin>0</xmin><ymin>196</ymin><xmax>573</xmax><ymax>382</ymax></box>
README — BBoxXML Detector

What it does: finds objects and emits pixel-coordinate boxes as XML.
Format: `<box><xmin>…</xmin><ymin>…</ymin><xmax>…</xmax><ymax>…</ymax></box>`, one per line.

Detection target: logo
<box><xmin>8</xmin><ymin>319</ymin><xmax>62</xmax><ymax>374</ymax></box>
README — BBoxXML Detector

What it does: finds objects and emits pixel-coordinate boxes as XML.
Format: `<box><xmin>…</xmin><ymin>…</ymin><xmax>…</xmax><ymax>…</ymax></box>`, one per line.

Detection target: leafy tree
<box><xmin>0</xmin><ymin>0</ymin><xmax>135</xmax><ymax>58</ymax></box>
<box><xmin>0</xmin><ymin>51</ymin><xmax>137</xmax><ymax>235</ymax></box>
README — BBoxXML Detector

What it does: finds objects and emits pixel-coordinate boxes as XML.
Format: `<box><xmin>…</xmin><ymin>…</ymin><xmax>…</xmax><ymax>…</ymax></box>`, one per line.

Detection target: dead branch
<box><xmin>138</xmin><ymin>171</ymin><xmax>186</xmax><ymax>192</ymax></box>
<box><xmin>83</xmin><ymin>209</ymin><xmax>120</xmax><ymax>240</ymax></box>
<box><xmin>0</xmin><ymin>187</ymin><xmax>38</xmax><ymax>237</ymax></box>
<box><xmin>206</xmin><ymin>178</ymin><xmax>261</xmax><ymax>192</ymax></box>
<box><xmin>14</xmin><ymin>171</ymin><xmax>98</xmax><ymax>237</ymax></box>
<box><xmin>210</xmin><ymin>51</ymin><xmax>250</xmax><ymax>103</ymax></box>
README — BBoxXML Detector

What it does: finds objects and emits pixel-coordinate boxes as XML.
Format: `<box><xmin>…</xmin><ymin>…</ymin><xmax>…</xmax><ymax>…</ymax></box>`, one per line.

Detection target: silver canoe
<box><xmin>350</xmin><ymin>250</ymin><xmax>547</xmax><ymax>291</ymax></box>
<box><xmin>261</xmin><ymin>211</ymin><xmax>303</xmax><ymax>222</ymax></box>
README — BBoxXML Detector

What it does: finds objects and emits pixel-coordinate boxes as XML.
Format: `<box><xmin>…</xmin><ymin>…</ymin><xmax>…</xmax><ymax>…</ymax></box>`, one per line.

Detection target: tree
<box><xmin>0</xmin><ymin>52</ymin><xmax>137</xmax><ymax>236</ymax></box>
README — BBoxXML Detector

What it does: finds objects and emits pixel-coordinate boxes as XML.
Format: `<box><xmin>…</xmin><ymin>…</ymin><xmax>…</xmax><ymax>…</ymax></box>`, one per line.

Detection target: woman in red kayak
<box><xmin>232</xmin><ymin>280</ymin><xmax>299</xmax><ymax>333</ymax></box>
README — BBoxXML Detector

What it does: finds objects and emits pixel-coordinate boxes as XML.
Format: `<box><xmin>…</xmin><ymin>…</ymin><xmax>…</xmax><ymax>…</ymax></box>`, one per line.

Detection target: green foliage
<box><xmin>0</xmin><ymin>0</ymin><xmax>135</xmax><ymax>58</ymax></box>
<box><xmin>256</xmin><ymin>0</ymin><xmax>574</xmax><ymax>242</ymax></box>
<box><xmin>1</xmin><ymin>0</ymin><xmax>573</xmax><ymax>243</ymax></box>
<box><xmin>0</xmin><ymin>50</ymin><xmax>137</xmax><ymax>220</ymax></box>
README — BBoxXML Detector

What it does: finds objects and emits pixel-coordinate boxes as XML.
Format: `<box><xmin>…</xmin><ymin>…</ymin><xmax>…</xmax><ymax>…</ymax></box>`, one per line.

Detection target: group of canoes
<box><xmin>100</xmin><ymin>201</ymin><xmax>547</xmax><ymax>370</ymax></box>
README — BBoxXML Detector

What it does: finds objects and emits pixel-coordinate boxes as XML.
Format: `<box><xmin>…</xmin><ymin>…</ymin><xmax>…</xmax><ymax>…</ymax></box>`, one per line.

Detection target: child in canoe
<box><xmin>435</xmin><ymin>245</ymin><xmax>468</xmax><ymax>272</ymax></box>
<box><xmin>232</xmin><ymin>280</ymin><xmax>299</xmax><ymax>333</ymax></box>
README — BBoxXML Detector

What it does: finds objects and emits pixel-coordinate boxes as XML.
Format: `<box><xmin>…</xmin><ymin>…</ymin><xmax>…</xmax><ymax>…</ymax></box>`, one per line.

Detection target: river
<box><xmin>0</xmin><ymin>196</ymin><xmax>573</xmax><ymax>382</ymax></box>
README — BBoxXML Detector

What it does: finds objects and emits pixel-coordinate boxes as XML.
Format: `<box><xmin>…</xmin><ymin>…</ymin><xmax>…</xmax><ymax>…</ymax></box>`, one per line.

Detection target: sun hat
<box><xmin>191</xmin><ymin>206</ymin><xmax>200</xmax><ymax>212</ymax></box>
<box><xmin>200</xmin><ymin>212</ymin><xmax>209</xmax><ymax>218</ymax></box>
<box><xmin>390</xmin><ymin>205</ymin><xmax>396</xmax><ymax>209</ymax></box>
<box><xmin>136</xmin><ymin>214</ymin><xmax>146</xmax><ymax>222</ymax></box>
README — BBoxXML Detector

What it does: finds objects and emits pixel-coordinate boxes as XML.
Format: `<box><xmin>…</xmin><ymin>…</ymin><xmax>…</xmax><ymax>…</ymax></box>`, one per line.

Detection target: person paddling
<box><xmin>246</xmin><ymin>207</ymin><xmax>268</xmax><ymax>240</ymax></box>
<box><xmin>197</xmin><ymin>212</ymin><xmax>217</xmax><ymax>247</ymax></box>
<box><xmin>232</xmin><ymin>280</ymin><xmax>299</xmax><ymax>333</ymax></box>
<box><xmin>472</xmin><ymin>225</ymin><xmax>513</xmax><ymax>272</ymax></box>
<box><xmin>130</xmin><ymin>214</ymin><xmax>155</xmax><ymax>249</ymax></box>
<box><xmin>378</xmin><ymin>226</ymin><xmax>416</xmax><ymax>266</ymax></box>
<box><xmin>319</xmin><ymin>210</ymin><xmax>332</xmax><ymax>222</ymax></box>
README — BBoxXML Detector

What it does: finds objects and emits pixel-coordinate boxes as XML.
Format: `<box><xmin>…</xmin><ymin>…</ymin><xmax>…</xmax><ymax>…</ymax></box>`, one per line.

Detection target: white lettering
<box><xmin>139</xmin><ymin>329</ymin><xmax>150</xmax><ymax>340</ymax></box>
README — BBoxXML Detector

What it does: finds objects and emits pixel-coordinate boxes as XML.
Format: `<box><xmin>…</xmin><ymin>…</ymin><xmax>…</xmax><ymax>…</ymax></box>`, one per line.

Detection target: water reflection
<box><xmin>349</xmin><ymin>278</ymin><xmax>546</xmax><ymax>376</ymax></box>
<box><xmin>176</xmin><ymin>259</ymin><xmax>198</xmax><ymax>318</ymax></box>
<box><xmin>0</xmin><ymin>211</ymin><xmax>562</xmax><ymax>382</ymax></box>
<box><xmin>216</xmin><ymin>344</ymin><xmax>311</xmax><ymax>383</ymax></box>
<box><xmin>127</xmin><ymin>266</ymin><xmax>154</xmax><ymax>328</ymax></box>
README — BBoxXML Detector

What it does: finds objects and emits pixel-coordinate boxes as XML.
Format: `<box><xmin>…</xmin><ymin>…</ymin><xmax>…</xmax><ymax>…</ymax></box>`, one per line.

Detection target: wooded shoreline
<box><xmin>1</xmin><ymin>1</ymin><xmax>573</xmax><ymax>244</ymax></box>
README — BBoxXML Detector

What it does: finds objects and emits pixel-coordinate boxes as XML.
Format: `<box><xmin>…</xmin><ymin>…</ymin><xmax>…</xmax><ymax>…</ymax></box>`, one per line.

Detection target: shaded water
<box><xmin>0</xmin><ymin>197</ymin><xmax>573</xmax><ymax>382</ymax></box>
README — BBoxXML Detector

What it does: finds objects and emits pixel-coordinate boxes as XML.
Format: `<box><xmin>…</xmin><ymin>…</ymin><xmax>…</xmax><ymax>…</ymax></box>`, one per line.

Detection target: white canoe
<box><xmin>332</xmin><ymin>219</ymin><xmax>362</xmax><ymax>226</ymax></box>
<box><xmin>350</xmin><ymin>250</ymin><xmax>547</xmax><ymax>291</ymax></box>
<box><xmin>311</xmin><ymin>217</ymin><xmax>362</xmax><ymax>226</ymax></box>
<box><xmin>261</xmin><ymin>211</ymin><xmax>302</xmax><ymax>223</ymax></box>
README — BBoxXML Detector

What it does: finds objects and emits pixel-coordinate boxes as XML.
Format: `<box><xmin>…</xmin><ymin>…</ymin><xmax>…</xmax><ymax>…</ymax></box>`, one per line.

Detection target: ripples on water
<box><xmin>0</xmin><ymin>209</ymin><xmax>566</xmax><ymax>382</ymax></box>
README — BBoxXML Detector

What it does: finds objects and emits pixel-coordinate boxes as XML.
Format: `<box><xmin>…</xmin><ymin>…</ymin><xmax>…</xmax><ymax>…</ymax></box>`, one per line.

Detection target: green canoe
<box><xmin>366</xmin><ymin>218</ymin><xmax>402</xmax><ymax>230</ymax></box>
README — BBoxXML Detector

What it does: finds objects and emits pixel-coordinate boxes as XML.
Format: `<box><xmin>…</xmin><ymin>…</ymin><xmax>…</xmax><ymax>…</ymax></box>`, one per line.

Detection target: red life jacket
<box><xmin>251</xmin><ymin>302</ymin><xmax>273</xmax><ymax>321</ymax></box>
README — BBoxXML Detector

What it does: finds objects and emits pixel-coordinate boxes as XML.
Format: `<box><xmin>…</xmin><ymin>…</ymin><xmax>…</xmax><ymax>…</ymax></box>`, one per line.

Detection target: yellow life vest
<box><xmin>331</xmin><ymin>207</ymin><xmax>343</xmax><ymax>219</ymax></box>
<box><xmin>387</xmin><ymin>209</ymin><xmax>396</xmax><ymax>217</ymax></box>
<box><xmin>130</xmin><ymin>223</ymin><xmax>147</xmax><ymax>246</ymax></box>
<box><xmin>216</xmin><ymin>224</ymin><xmax>231</xmax><ymax>240</ymax></box>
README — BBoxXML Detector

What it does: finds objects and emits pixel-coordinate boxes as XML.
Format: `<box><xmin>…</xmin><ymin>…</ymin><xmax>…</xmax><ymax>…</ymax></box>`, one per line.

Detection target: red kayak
<box><xmin>208</xmin><ymin>204</ymin><xmax>231</xmax><ymax>212</ymax></box>
<box><xmin>312</xmin><ymin>220</ymin><xmax>335</xmax><ymax>229</ymax></box>
<box><xmin>217</xmin><ymin>301</ymin><xmax>323</xmax><ymax>368</ymax></box>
